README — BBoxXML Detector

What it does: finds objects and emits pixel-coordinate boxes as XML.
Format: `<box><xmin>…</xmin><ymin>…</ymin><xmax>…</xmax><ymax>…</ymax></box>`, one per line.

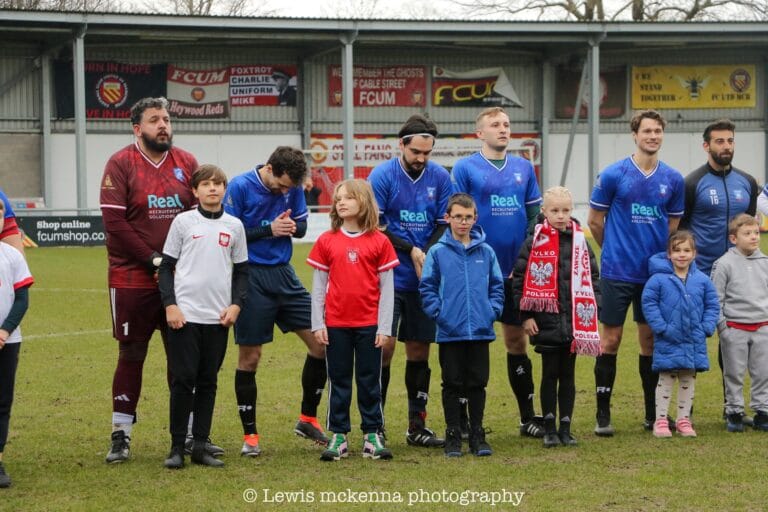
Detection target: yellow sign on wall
<box><xmin>632</xmin><ymin>65</ymin><xmax>755</xmax><ymax>109</ymax></box>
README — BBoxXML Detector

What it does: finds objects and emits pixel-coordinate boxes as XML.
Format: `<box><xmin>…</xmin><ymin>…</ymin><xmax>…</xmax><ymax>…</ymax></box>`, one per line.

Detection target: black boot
<box><xmin>558</xmin><ymin>421</ymin><xmax>577</xmax><ymax>447</ymax></box>
<box><xmin>164</xmin><ymin>445</ymin><xmax>185</xmax><ymax>469</ymax></box>
<box><xmin>444</xmin><ymin>427</ymin><xmax>463</xmax><ymax>457</ymax></box>
<box><xmin>191</xmin><ymin>440</ymin><xmax>224</xmax><ymax>467</ymax></box>
<box><xmin>468</xmin><ymin>426</ymin><xmax>492</xmax><ymax>456</ymax></box>
<box><xmin>542</xmin><ymin>415</ymin><xmax>561</xmax><ymax>448</ymax></box>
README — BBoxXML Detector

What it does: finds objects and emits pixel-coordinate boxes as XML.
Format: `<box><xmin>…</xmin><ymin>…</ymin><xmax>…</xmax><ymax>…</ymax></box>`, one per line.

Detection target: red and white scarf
<box><xmin>520</xmin><ymin>219</ymin><xmax>601</xmax><ymax>356</ymax></box>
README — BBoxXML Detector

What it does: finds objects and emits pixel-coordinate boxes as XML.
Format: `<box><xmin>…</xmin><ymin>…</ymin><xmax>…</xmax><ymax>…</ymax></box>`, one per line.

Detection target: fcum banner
<box><xmin>16</xmin><ymin>216</ymin><xmax>105</xmax><ymax>247</ymax></box>
<box><xmin>229</xmin><ymin>65</ymin><xmax>298</xmax><ymax>106</ymax></box>
<box><xmin>631</xmin><ymin>65</ymin><xmax>756</xmax><ymax>109</ymax></box>
<box><xmin>327</xmin><ymin>66</ymin><xmax>427</xmax><ymax>107</ymax></box>
<box><xmin>166</xmin><ymin>66</ymin><xmax>229</xmax><ymax>119</ymax></box>
<box><xmin>54</xmin><ymin>61</ymin><xmax>167</xmax><ymax>119</ymax></box>
<box><xmin>432</xmin><ymin>67</ymin><xmax>523</xmax><ymax>107</ymax></box>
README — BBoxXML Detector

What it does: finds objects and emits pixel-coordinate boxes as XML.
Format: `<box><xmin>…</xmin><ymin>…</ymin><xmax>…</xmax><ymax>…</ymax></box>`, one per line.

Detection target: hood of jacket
<box><xmin>438</xmin><ymin>224</ymin><xmax>487</xmax><ymax>252</ymax></box>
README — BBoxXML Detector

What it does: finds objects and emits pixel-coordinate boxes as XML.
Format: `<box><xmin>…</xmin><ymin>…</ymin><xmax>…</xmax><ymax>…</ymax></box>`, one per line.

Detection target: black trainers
<box><xmin>406</xmin><ymin>426</ymin><xmax>445</xmax><ymax>447</ymax></box>
<box><xmin>444</xmin><ymin>428</ymin><xmax>463</xmax><ymax>457</ymax></box>
<box><xmin>164</xmin><ymin>446</ymin><xmax>185</xmax><ymax>469</ymax></box>
<box><xmin>558</xmin><ymin>424</ymin><xmax>578</xmax><ymax>447</ymax></box>
<box><xmin>0</xmin><ymin>461</ymin><xmax>11</xmax><ymax>488</ymax></box>
<box><xmin>752</xmin><ymin>411</ymin><xmax>768</xmax><ymax>431</ymax></box>
<box><xmin>184</xmin><ymin>436</ymin><xmax>225</xmax><ymax>457</ymax></box>
<box><xmin>543</xmin><ymin>432</ymin><xmax>561</xmax><ymax>448</ymax></box>
<box><xmin>726</xmin><ymin>413</ymin><xmax>745</xmax><ymax>433</ymax></box>
<box><xmin>519</xmin><ymin>416</ymin><xmax>545</xmax><ymax>438</ymax></box>
<box><xmin>594</xmin><ymin>411</ymin><xmax>614</xmax><ymax>437</ymax></box>
<box><xmin>294</xmin><ymin>418</ymin><xmax>330</xmax><ymax>446</ymax></box>
<box><xmin>191</xmin><ymin>441</ymin><xmax>225</xmax><ymax>467</ymax></box>
<box><xmin>105</xmin><ymin>430</ymin><xmax>131</xmax><ymax>464</ymax></box>
<box><xmin>468</xmin><ymin>426</ymin><xmax>492</xmax><ymax>456</ymax></box>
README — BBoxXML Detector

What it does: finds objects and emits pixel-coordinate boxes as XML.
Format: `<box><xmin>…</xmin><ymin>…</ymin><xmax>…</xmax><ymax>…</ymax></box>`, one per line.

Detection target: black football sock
<box><xmin>594</xmin><ymin>353</ymin><xmax>617</xmax><ymax>420</ymax></box>
<box><xmin>235</xmin><ymin>369</ymin><xmax>257</xmax><ymax>435</ymax></box>
<box><xmin>507</xmin><ymin>353</ymin><xmax>536</xmax><ymax>423</ymax></box>
<box><xmin>300</xmin><ymin>354</ymin><xmax>326</xmax><ymax>417</ymax></box>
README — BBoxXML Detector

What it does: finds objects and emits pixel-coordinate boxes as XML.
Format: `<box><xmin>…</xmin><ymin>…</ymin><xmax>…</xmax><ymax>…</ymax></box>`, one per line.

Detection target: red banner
<box><xmin>328</xmin><ymin>65</ymin><xmax>426</xmax><ymax>107</ymax></box>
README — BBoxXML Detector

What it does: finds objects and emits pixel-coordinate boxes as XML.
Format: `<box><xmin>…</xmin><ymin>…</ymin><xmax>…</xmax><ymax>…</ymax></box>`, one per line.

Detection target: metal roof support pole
<box><xmin>588</xmin><ymin>37</ymin><xmax>601</xmax><ymax>189</ymax></box>
<box><xmin>540</xmin><ymin>59</ymin><xmax>552</xmax><ymax>188</ymax></box>
<box><xmin>298</xmin><ymin>57</ymin><xmax>309</xmax><ymax>151</ymax></box>
<box><xmin>340</xmin><ymin>29</ymin><xmax>357</xmax><ymax>180</ymax></box>
<box><xmin>73</xmin><ymin>25</ymin><xmax>88</xmax><ymax>213</ymax></box>
<box><xmin>40</xmin><ymin>52</ymin><xmax>52</xmax><ymax>208</ymax></box>
<box><xmin>560</xmin><ymin>56</ymin><xmax>588</xmax><ymax>188</ymax></box>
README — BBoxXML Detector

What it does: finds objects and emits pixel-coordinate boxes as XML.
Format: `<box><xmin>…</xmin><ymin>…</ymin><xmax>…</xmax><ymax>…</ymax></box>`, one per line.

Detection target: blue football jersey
<box><xmin>452</xmin><ymin>152</ymin><xmax>542</xmax><ymax>276</ymax></box>
<box><xmin>368</xmin><ymin>157</ymin><xmax>452</xmax><ymax>292</ymax></box>
<box><xmin>590</xmin><ymin>156</ymin><xmax>684</xmax><ymax>283</ymax></box>
<box><xmin>223</xmin><ymin>166</ymin><xmax>308</xmax><ymax>266</ymax></box>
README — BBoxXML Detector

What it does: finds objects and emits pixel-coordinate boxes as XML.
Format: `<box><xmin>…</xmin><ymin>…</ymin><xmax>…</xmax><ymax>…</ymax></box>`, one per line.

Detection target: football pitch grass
<box><xmin>3</xmin><ymin>243</ymin><xmax>767</xmax><ymax>511</ymax></box>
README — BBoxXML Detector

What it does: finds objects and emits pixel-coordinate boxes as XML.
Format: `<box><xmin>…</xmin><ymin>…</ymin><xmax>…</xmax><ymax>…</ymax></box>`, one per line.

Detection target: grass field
<box><xmin>2</xmin><ymin>243</ymin><xmax>767</xmax><ymax>511</ymax></box>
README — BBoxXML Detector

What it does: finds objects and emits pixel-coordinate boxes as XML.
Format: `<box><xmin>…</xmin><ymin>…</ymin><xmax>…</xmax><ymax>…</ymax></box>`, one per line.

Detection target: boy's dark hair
<box><xmin>267</xmin><ymin>146</ymin><xmax>307</xmax><ymax>185</ymax></box>
<box><xmin>447</xmin><ymin>193</ymin><xmax>476</xmax><ymax>214</ymax></box>
<box><xmin>398</xmin><ymin>114</ymin><xmax>438</xmax><ymax>145</ymax></box>
<box><xmin>630</xmin><ymin>110</ymin><xmax>666</xmax><ymax>133</ymax></box>
<box><xmin>667</xmin><ymin>230</ymin><xmax>696</xmax><ymax>253</ymax></box>
<box><xmin>130</xmin><ymin>97</ymin><xmax>169</xmax><ymax>125</ymax></box>
<box><xmin>703</xmin><ymin>119</ymin><xmax>736</xmax><ymax>142</ymax></box>
<box><xmin>728</xmin><ymin>213</ymin><xmax>759</xmax><ymax>236</ymax></box>
<box><xmin>191</xmin><ymin>164</ymin><xmax>228</xmax><ymax>189</ymax></box>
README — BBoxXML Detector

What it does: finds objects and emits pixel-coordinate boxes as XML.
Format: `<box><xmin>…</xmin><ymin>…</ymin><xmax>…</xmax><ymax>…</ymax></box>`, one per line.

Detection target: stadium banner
<box><xmin>431</xmin><ymin>67</ymin><xmax>523</xmax><ymax>107</ymax></box>
<box><xmin>631</xmin><ymin>65</ymin><xmax>756</xmax><ymax>109</ymax></box>
<box><xmin>555</xmin><ymin>67</ymin><xmax>626</xmax><ymax>118</ymax></box>
<box><xmin>327</xmin><ymin>65</ymin><xmax>427</xmax><ymax>107</ymax></box>
<box><xmin>166</xmin><ymin>66</ymin><xmax>229</xmax><ymax>119</ymax></box>
<box><xmin>229</xmin><ymin>65</ymin><xmax>298</xmax><ymax>106</ymax></box>
<box><xmin>16</xmin><ymin>216</ymin><xmax>105</xmax><ymax>247</ymax></box>
<box><xmin>54</xmin><ymin>61</ymin><xmax>167</xmax><ymax>119</ymax></box>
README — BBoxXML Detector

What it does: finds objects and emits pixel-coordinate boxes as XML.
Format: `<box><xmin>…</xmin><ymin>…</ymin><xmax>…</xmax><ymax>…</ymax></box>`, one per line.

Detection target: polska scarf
<box><xmin>520</xmin><ymin>219</ymin><xmax>601</xmax><ymax>356</ymax></box>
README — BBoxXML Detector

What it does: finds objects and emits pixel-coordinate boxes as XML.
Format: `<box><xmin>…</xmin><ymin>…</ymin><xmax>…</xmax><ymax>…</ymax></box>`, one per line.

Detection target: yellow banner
<box><xmin>632</xmin><ymin>65</ymin><xmax>755</xmax><ymax>109</ymax></box>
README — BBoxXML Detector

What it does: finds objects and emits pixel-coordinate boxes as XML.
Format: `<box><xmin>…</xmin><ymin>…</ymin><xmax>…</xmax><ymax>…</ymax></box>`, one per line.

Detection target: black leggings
<box><xmin>0</xmin><ymin>343</ymin><xmax>21</xmax><ymax>452</ymax></box>
<box><xmin>540</xmin><ymin>347</ymin><xmax>576</xmax><ymax>422</ymax></box>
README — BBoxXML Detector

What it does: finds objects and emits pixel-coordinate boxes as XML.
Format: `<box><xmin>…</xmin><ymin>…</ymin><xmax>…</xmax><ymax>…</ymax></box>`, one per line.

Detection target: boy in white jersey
<box><xmin>158</xmin><ymin>165</ymin><xmax>249</xmax><ymax>468</ymax></box>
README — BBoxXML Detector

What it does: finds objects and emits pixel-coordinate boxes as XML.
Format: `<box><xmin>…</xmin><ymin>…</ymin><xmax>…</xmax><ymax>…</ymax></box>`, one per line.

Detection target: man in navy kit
<box><xmin>368</xmin><ymin>114</ymin><xmax>453</xmax><ymax>447</ymax></box>
<box><xmin>680</xmin><ymin>119</ymin><xmax>758</xmax><ymax>427</ymax></box>
<box><xmin>588</xmin><ymin>110</ymin><xmax>685</xmax><ymax>436</ymax></box>
<box><xmin>224</xmin><ymin>146</ymin><xmax>328</xmax><ymax>456</ymax></box>
<box><xmin>452</xmin><ymin>107</ymin><xmax>544</xmax><ymax>438</ymax></box>
<box><xmin>680</xmin><ymin>119</ymin><xmax>758</xmax><ymax>276</ymax></box>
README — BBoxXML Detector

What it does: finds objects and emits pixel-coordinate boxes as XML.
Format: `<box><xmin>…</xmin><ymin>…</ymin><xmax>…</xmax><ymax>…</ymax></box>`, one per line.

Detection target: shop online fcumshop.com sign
<box><xmin>17</xmin><ymin>216</ymin><xmax>106</xmax><ymax>247</ymax></box>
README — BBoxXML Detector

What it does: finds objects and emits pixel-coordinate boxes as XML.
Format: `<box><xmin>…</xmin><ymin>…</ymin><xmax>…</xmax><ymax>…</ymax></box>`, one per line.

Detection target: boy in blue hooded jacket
<box><xmin>420</xmin><ymin>193</ymin><xmax>504</xmax><ymax>457</ymax></box>
<box><xmin>642</xmin><ymin>231</ymin><xmax>719</xmax><ymax>438</ymax></box>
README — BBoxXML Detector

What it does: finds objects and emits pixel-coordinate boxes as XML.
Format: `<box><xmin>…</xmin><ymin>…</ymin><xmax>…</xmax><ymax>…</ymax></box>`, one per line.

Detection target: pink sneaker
<box><xmin>676</xmin><ymin>418</ymin><xmax>697</xmax><ymax>437</ymax></box>
<box><xmin>653</xmin><ymin>418</ymin><xmax>672</xmax><ymax>438</ymax></box>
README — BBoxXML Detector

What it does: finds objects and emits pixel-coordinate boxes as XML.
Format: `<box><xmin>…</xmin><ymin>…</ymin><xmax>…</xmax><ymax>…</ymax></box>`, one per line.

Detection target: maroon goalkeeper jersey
<box><xmin>100</xmin><ymin>142</ymin><xmax>198</xmax><ymax>288</ymax></box>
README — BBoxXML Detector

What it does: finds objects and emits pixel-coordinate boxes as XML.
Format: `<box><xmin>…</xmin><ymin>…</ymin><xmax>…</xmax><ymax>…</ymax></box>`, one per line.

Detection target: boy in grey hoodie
<box><xmin>710</xmin><ymin>213</ymin><xmax>768</xmax><ymax>432</ymax></box>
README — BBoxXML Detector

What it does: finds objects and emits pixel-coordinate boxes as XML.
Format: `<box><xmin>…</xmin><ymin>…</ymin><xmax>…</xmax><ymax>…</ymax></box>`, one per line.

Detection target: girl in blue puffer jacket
<box><xmin>641</xmin><ymin>231</ymin><xmax>719</xmax><ymax>439</ymax></box>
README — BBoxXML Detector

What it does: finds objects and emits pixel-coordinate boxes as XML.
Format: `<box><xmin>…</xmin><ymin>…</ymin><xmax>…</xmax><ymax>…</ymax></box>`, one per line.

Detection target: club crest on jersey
<box><xmin>174</xmin><ymin>167</ymin><xmax>186</xmax><ymax>184</ymax></box>
<box><xmin>218</xmin><ymin>232</ymin><xmax>231</xmax><ymax>247</ymax></box>
<box><xmin>102</xmin><ymin>175</ymin><xmax>114</xmax><ymax>190</ymax></box>
<box><xmin>659</xmin><ymin>184</ymin><xmax>668</xmax><ymax>196</ymax></box>
<box><xmin>514</xmin><ymin>173</ymin><xmax>522</xmax><ymax>184</ymax></box>
<box><xmin>427</xmin><ymin>187</ymin><xmax>436</xmax><ymax>201</ymax></box>
<box><xmin>347</xmin><ymin>248</ymin><xmax>359</xmax><ymax>264</ymax></box>
<box><xmin>734</xmin><ymin>189</ymin><xmax>744</xmax><ymax>201</ymax></box>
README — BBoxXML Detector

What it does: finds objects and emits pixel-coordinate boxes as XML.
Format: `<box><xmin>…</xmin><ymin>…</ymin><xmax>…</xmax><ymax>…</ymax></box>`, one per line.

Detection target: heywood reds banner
<box><xmin>54</xmin><ymin>60</ymin><xmax>167</xmax><ymax>119</ymax></box>
<box><xmin>166</xmin><ymin>66</ymin><xmax>229</xmax><ymax>119</ymax></box>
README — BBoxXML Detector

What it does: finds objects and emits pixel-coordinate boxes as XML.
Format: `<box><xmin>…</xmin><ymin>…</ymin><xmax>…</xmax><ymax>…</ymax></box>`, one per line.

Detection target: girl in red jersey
<box><xmin>307</xmin><ymin>179</ymin><xmax>399</xmax><ymax>461</ymax></box>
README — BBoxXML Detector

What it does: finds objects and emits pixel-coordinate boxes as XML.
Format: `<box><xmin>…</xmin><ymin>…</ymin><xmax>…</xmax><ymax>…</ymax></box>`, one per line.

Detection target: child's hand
<box><xmin>523</xmin><ymin>318</ymin><xmax>539</xmax><ymax>336</ymax></box>
<box><xmin>374</xmin><ymin>334</ymin><xmax>389</xmax><ymax>348</ymax></box>
<box><xmin>220</xmin><ymin>305</ymin><xmax>241</xmax><ymax>327</ymax></box>
<box><xmin>410</xmin><ymin>247</ymin><xmax>425</xmax><ymax>278</ymax></box>
<box><xmin>0</xmin><ymin>328</ymin><xmax>8</xmax><ymax>349</ymax></box>
<box><xmin>165</xmin><ymin>305</ymin><xmax>186</xmax><ymax>330</ymax></box>
<box><xmin>314</xmin><ymin>328</ymin><xmax>329</xmax><ymax>346</ymax></box>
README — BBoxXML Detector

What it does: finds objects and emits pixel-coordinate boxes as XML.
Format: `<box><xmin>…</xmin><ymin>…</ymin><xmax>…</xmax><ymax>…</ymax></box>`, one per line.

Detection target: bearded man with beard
<box><xmin>681</xmin><ymin>119</ymin><xmax>759</xmax><ymax>277</ymax></box>
<box><xmin>100</xmin><ymin>97</ymin><xmax>201</xmax><ymax>463</ymax></box>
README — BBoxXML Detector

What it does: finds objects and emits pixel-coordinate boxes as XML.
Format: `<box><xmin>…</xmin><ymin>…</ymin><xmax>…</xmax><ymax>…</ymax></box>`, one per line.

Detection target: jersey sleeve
<box><xmin>590</xmin><ymin>167</ymin><xmax>617</xmax><ymax>211</ymax></box>
<box><xmin>435</xmin><ymin>170</ymin><xmax>453</xmax><ymax>226</ymax></box>
<box><xmin>231</xmin><ymin>219</ymin><xmax>249</xmax><ymax>264</ymax></box>
<box><xmin>9</xmin><ymin>246</ymin><xmax>33</xmax><ymax>290</ymax></box>
<box><xmin>223</xmin><ymin>178</ymin><xmax>245</xmax><ymax>221</ymax></box>
<box><xmin>368</xmin><ymin>167</ymin><xmax>390</xmax><ymax>225</ymax></box>
<box><xmin>290</xmin><ymin>187</ymin><xmax>309</xmax><ymax>221</ymax></box>
<box><xmin>307</xmin><ymin>233</ymin><xmax>330</xmax><ymax>271</ymax></box>
<box><xmin>668</xmin><ymin>171</ymin><xmax>685</xmax><ymax>217</ymax></box>
<box><xmin>162</xmin><ymin>215</ymin><xmax>184</xmax><ymax>259</ymax></box>
<box><xmin>524</xmin><ymin>161</ymin><xmax>543</xmax><ymax>206</ymax></box>
<box><xmin>451</xmin><ymin>160</ymin><xmax>470</xmax><ymax>194</ymax></box>
<box><xmin>377</xmin><ymin>235</ymin><xmax>400</xmax><ymax>272</ymax></box>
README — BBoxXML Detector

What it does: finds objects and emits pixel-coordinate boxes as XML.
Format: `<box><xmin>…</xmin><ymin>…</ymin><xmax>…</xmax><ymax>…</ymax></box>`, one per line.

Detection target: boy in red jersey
<box><xmin>100</xmin><ymin>97</ymin><xmax>213</xmax><ymax>463</ymax></box>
